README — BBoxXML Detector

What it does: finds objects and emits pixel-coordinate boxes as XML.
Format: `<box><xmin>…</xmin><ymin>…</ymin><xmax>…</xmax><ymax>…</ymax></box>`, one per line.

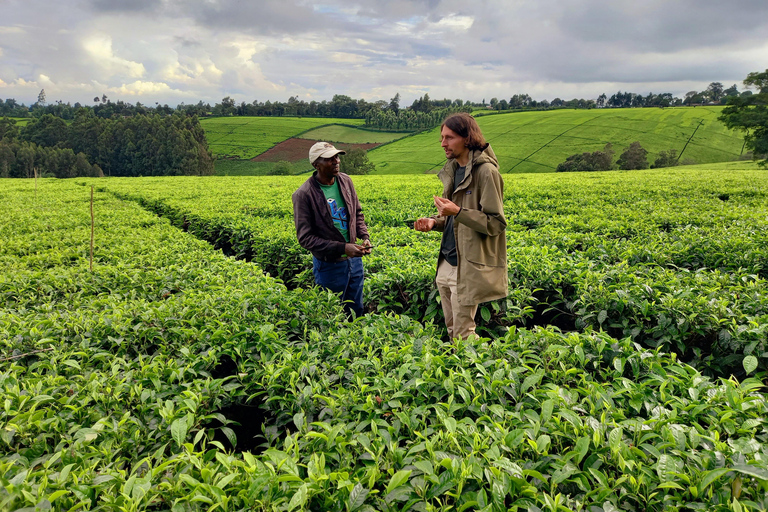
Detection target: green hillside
<box><xmin>296</xmin><ymin>124</ymin><xmax>407</xmax><ymax>144</ymax></box>
<box><xmin>6</xmin><ymin>117</ymin><xmax>30</xmax><ymax>126</ymax></box>
<box><xmin>369</xmin><ymin>107</ymin><xmax>746</xmax><ymax>174</ymax></box>
<box><xmin>200</xmin><ymin>116</ymin><xmax>365</xmax><ymax>159</ymax></box>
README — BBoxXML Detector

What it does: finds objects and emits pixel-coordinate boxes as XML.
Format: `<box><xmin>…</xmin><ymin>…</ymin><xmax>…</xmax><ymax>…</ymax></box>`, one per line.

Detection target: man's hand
<box><xmin>434</xmin><ymin>196</ymin><xmax>460</xmax><ymax>216</ymax></box>
<box><xmin>345</xmin><ymin>241</ymin><xmax>371</xmax><ymax>257</ymax></box>
<box><xmin>414</xmin><ymin>218</ymin><xmax>436</xmax><ymax>232</ymax></box>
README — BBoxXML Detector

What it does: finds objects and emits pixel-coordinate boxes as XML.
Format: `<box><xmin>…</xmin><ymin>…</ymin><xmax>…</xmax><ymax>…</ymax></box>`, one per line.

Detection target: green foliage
<box><xmin>9</xmin><ymin>112</ymin><xmax>214</xmax><ymax>178</ymax></box>
<box><xmin>0</xmin><ymin>117</ymin><xmax>20</xmax><ymax>141</ymax></box>
<box><xmin>20</xmin><ymin>113</ymin><xmax>68</xmax><ymax>147</ymax></box>
<box><xmin>269</xmin><ymin>160</ymin><xmax>292</xmax><ymax>176</ymax></box>
<box><xmin>364</xmin><ymin>106</ymin><xmax>472</xmax><ymax>131</ymax></box>
<box><xmin>617</xmin><ymin>141</ymin><xmax>649</xmax><ymax>170</ymax></box>
<box><xmin>0</xmin><ymin>140</ymin><xmax>102</xmax><ymax>178</ymax></box>
<box><xmin>3</xmin><ymin>172</ymin><xmax>768</xmax><ymax>511</ymax></box>
<box><xmin>92</xmin><ymin>169</ymin><xmax>768</xmax><ymax>378</ymax></box>
<box><xmin>719</xmin><ymin>69</ymin><xmax>768</xmax><ymax>168</ymax></box>
<box><xmin>651</xmin><ymin>149</ymin><xmax>679</xmax><ymax>169</ymax></box>
<box><xmin>340</xmin><ymin>148</ymin><xmax>376</xmax><ymax>175</ymax></box>
<box><xmin>556</xmin><ymin>143</ymin><xmax>614</xmax><ymax>172</ymax></box>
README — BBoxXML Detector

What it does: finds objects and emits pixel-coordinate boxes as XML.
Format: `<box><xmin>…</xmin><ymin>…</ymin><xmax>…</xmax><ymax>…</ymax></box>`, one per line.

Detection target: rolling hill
<box><xmin>368</xmin><ymin>106</ymin><xmax>746</xmax><ymax>174</ymax></box>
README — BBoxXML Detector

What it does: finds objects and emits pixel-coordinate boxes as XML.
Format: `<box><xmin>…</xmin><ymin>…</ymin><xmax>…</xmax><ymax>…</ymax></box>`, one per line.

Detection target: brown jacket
<box><xmin>432</xmin><ymin>144</ymin><xmax>508</xmax><ymax>304</ymax></box>
<box><xmin>292</xmin><ymin>171</ymin><xmax>369</xmax><ymax>262</ymax></box>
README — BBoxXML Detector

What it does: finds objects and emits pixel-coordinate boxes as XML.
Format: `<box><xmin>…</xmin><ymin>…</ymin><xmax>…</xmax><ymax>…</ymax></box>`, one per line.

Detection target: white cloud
<box><xmin>162</xmin><ymin>57</ymin><xmax>224</xmax><ymax>85</ymax></box>
<box><xmin>82</xmin><ymin>34</ymin><xmax>146</xmax><ymax>78</ymax></box>
<box><xmin>432</xmin><ymin>14</ymin><xmax>474</xmax><ymax>32</ymax></box>
<box><xmin>112</xmin><ymin>80</ymin><xmax>177</xmax><ymax>95</ymax></box>
<box><xmin>0</xmin><ymin>26</ymin><xmax>25</xmax><ymax>35</ymax></box>
<box><xmin>330</xmin><ymin>52</ymin><xmax>366</xmax><ymax>64</ymax></box>
<box><xmin>1</xmin><ymin>0</ymin><xmax>766</xmax><ymax>106</ymax></box>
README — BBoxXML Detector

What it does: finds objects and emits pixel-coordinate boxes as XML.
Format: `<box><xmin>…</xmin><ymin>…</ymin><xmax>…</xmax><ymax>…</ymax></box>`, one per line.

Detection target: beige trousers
<box><xmin>435</xmin><ymin>259</ymin><xmax>478</xmax><ymax>340</ymax></box>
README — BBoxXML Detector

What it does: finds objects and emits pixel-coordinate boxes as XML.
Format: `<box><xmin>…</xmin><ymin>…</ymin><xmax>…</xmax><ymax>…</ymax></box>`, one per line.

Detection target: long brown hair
<box><xmin>442</xmin><ymin>113</ymin><xmax>487</xmax><ymax>151</ymax></box>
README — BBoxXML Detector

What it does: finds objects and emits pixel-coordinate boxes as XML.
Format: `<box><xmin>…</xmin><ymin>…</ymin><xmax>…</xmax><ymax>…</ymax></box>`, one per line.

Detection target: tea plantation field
<box><xmin>369</xmin><ymin>107</ymin><xmax>745</xmax><ymax>174</ymax></box>
<box><xmin>198</xmin><ymin>108</ymin><xmax>747</xmax><ymax>176</ymax></box>
<box><xmin>200</xmin><ymin>117</ymin><xmax>366</xmax><ymax>159</ymax></box>
<box><xmin>3</xmin><ymin>169</ymin><xmax>768</xmax><ymax>511</ymax></box>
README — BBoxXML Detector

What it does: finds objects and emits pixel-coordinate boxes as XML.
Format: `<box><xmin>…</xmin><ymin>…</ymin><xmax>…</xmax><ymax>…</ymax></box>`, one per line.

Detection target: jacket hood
<box><xmin>440</xmin><ymin>143</ymin><xmax>499</xmax><ymax>177</ymax></box>
<box><xmin>471</xmin><ymin>144</ymin><xmax>498</xmax><ymax>169</ymax></box>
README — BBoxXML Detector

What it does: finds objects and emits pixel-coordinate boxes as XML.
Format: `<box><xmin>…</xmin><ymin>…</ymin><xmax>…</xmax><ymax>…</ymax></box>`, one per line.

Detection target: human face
<box><xmin>314</xmin><ymin>154</ymin><xmax>341</xmax><ymax>184</ymax></box>
<box><xmin>441</xmin><ymin>125</ymin><xmax>469</xmax><ymax>165</ymax></box>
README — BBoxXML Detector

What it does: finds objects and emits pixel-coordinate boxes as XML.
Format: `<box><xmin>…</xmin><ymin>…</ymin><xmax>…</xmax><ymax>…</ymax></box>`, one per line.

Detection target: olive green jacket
<box><xmin>432</xmin><ymin>144</ymin><xmax>508</xmax><ymax>305</ymax></box>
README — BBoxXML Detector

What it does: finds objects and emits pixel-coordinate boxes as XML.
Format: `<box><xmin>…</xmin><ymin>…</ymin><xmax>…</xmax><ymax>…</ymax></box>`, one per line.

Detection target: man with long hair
<box><xmin>414</xmin><ymin>113</ymin><xmax>508</xmax><ymax>339</ymax></box>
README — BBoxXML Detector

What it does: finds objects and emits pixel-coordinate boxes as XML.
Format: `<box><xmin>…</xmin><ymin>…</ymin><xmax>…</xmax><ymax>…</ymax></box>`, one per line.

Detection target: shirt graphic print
<box><xmin>319</xmin><ymin>179</ymin><xmax>350</xmax><ymax>242</ymax></box>
<box><xmin>327</xmin><ymin>198</ymin><xmax>348</xmax><ymax>231</ymax></box>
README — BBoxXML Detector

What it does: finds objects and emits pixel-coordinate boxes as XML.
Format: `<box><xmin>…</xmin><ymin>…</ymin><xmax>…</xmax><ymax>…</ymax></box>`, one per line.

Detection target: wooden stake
<box><xmin>90</xmin><ymin>185</ymin><xmax>95</xmax><ymax>272</ymax></box>
<box><xmin>34</xmin><ymin>167</ymin><xmax>38</xmax><ymax>200</ymax></box>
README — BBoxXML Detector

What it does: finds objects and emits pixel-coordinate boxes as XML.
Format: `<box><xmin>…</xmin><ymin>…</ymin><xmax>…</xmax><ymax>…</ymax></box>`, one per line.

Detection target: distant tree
<box><xmin>389</xmin><ymin>93</ymin><xmax>401</xmax><ymax>113</ymax></box>
<box><xmin>509</xmin><ymin>94</ymin><xmax>532</xmax><ymax>109</ymax></box>
<box><xmin>556</xmin><ymin>143</ymin><xmax>615</xmax><ymax>172</ymax></box>
<box><xmin>410</xmin><ymin>94</ymin><xmax>432</xmax><ymax>113</ymax></box>
<box><xmin>596</xmin><ymin>93</ymin><xmax>607</xmax><ymax>108</ymax></box>
<box><xmin>37</xmin><ymin>89</ymin><xmax>46</xmax><ymax>107</ymax></box>
<box><xmin>269</xmin><ymin>160</ymin><xmax>292</xmax><ymax>175</ymax></box>
<box><xmin>20</xmin><ymin>114</ymin><xmax>68</xmax><ymax>147</ymax></box>
<box><xmin>219</xmin><ymin>96</ymin><xmax>236</xmax><ymax>116</ymax></box>
<box><xmin>650</xmin><ymin>149</ymin><xmax>679</xmax><ymax>168</ymax></box>
<box><xmin>93</xmin><ymin>96</ymin><xmax>100</xmax><ymax>103</ymax></box>
<box><xmin>617</xmin><ymin>141</ymin><xmax>649</xmax><ymax>170</ymax></box>
<box><xmin>719</xmin><ymin>69</ymin><xmax>768</xmax><ymax>167</ymax></box>
<box><xmin>0</xmin><ymin>117</ymin><xmax>19</xmax><ymax>141</ymax></box>
<box><xmin>684</xmin><ymin>90</ymin><xmax>706</xmax><ymax>105</ymax></box>
<box><xmin>723</xmin><ymin>84</ymin><xmax>739</xmax><ymax>97</ymax></box>
<box><xmin>0</xmin><ymin>141</ymin><xmax>14</xmax><ymax>177</ymax></box>
<box><xmin>340</xmin><ymin>147</ymin><xmax>375</xmax><ymax>175</ymax></box>
<box><xmin>706</xmin><ymin>82</ymin><xmax>724</xmax><ymax>103</ymax></box>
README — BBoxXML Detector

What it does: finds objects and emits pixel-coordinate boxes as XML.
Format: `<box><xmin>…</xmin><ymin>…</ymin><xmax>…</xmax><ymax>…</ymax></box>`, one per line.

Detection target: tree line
<box><xmin>555</xmin><ymin>142</ymin><xmax>684</xmax><ymax>172</ymax></box>
<box><xmin>2</xmin><ymin>79</ymin><xmax>750</xmax><ymax>124</ymax></box>
<box><xmin>0</xmin><ymin>111</ymin><xmax>214</xmax><ymax>178</ymax></box>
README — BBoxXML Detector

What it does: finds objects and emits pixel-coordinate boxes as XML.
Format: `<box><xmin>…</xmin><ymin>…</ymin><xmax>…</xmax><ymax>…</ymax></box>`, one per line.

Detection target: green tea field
<box><xmin>200</xmin><ymin>117</ymin><xmax>366</xmax><ymax>159</ymax></box>
<box><xmin>3</xmin><ymin>168</ymin><xmax>768</xmax><ymax>511</ymax></box>
<box><xmin>296</xmin><ymin>125</ymin><xmax>408</xmax><ymax>145</ymax></box>
<box><xmin>369</xmin><ymin>107</ymin><xmax>746</xmax><ymax>174</ymax></box>
<box><xmin>199</xmin><ymin>108</ymin><xmax>747</xmax><ymax>176</ymax></box>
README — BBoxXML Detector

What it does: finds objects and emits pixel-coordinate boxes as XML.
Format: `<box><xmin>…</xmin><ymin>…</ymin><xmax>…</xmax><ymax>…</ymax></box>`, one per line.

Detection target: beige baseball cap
<box><xmin>309</xmin><ymin>142</ymin><xmax>346</xmax><ymax>165</ymax></box>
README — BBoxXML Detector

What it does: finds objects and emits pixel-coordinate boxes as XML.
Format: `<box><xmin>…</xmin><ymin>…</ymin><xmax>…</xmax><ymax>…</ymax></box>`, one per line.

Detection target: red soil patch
<box><xmin>251</xmin><ymin>138</ymin><xmax>381</xmax><ymax>163</ymax></box>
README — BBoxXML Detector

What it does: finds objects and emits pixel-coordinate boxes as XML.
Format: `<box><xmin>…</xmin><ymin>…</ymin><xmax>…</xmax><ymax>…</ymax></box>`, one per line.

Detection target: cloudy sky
<box><xmin>1</xmin><ymin>0</ymin><xmax>767</xmax><ymax>107</ymax></box>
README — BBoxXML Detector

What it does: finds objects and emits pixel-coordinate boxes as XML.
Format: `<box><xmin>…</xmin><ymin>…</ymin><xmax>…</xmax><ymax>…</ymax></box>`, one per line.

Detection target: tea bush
<box><xmin>2</xmin><ymin>172</ymin><xmax>768</xmax><ymax>511</ymax></box>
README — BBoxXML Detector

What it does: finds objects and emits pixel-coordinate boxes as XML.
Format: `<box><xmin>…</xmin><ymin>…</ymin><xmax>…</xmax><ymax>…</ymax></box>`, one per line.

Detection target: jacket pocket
<box><xmin>460</xmin><ymin>225</ymin><xmax>505</xmax><ymax>267</ymax></box>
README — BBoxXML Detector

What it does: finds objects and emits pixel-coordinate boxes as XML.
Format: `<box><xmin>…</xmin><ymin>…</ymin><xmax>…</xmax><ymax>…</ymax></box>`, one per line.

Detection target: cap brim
<box><xmin>318</xmin><ymin>149</ymin><xmax>346</xmax><ymax>159</ymax></box>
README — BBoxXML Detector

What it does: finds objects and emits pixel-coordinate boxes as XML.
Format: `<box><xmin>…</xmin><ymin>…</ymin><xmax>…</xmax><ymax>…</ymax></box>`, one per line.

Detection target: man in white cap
<box><xmin>292</xmin><ymin>142</ymin><xmax>372</xmax><ymax>317</ymax></box>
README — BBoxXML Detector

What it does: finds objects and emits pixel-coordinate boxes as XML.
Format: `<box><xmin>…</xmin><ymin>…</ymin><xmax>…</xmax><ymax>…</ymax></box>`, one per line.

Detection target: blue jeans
<box><xmin>312</xmin><ymin>256</ymin><xmax>364</xmax><ymax>317</ymax></box>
